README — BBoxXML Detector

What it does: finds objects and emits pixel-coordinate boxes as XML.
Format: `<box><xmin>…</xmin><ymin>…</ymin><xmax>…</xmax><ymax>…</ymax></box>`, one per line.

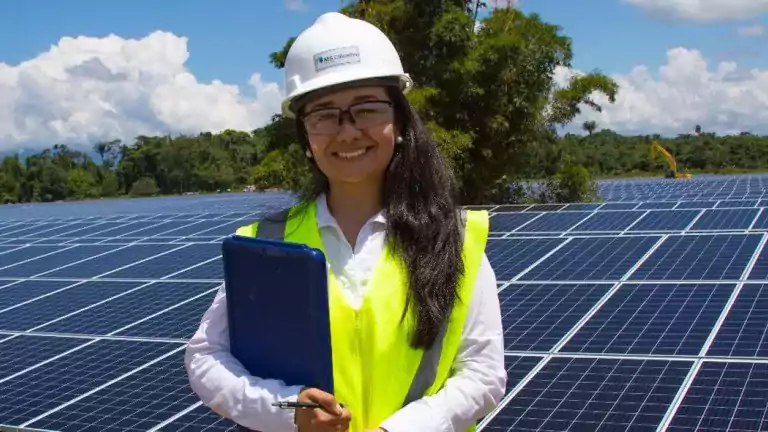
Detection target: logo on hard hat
<box><xmin>313</xmin><ymin>46</ymin><xmax>361</xmax><ymax>72</ymax></box>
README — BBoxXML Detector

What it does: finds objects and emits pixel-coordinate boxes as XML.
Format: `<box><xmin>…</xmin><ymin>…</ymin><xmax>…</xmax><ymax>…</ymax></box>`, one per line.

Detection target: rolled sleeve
<box><xmin>184</xmin><ymin>283</ymin><xmax>303</xmax><ymax>432</ymax></box>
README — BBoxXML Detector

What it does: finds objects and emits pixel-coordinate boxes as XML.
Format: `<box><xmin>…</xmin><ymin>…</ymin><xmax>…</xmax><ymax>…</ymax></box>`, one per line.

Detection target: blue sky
<box><xmin>1</xmin><ymin>0</ymin><xmax>764</xmax><ymax>90</ymax></box>
<box><xmin>0</xmin><ymin>0</ymin><xmax>766</xmax><ymax>150</ymax></box>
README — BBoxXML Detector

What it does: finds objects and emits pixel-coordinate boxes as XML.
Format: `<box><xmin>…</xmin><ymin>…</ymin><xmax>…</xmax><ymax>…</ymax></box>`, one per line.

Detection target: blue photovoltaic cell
<box><xmin>715</xmin><ymin>199</ymin><xmax>758</xmax><ymax>208</ymax></box>
<box><xmin>494</xmin><ymin>205</ymin><xmax>530</xmax><ymax>212</ymax></box>
<box><xmin>158</xmin><ymin>220</ymin><xmax>229</xmax><ymax>237</ymax></box>
<box><xmin>503</xmin><ymin>232</ymin><xmax>563</xmax><ymax>238</ymax></box>
<box><xmin>570</xmin><ymin>211</ymin><xmax>642</xmax><ymax>232</ymax></box>
<box><xmin>0</xmin><ymin>245</ymin><xmax>63</xmax><ymax>267</ymax></box>
<box><xmin>628</xmin><ymin>210</ymin><xmax>700</xmax><ymax>232</ymax></box>
<box><xmin>104</xmin><ymin>243</ymin><xmax>222</xmax><ymax>279</ymax></box>
<box><xmin>516</xmin><ymin>212</ymin><xmax>589</xmax><ymax>232</ymax></box>
<box><xmin>0</xmin><ymin>280</ymin><xmax>77</xmax><ymax>309</ymax></box>
<box><xmin>43</xmin><ymin>244</ymin><xmax>183</xmax><ymax>278</ymax></box>
<box><xmin>676</xmin><ymin>201</ymin><xmax>718</xmax><ymax>209</ymax></box>
<box><xmin>0</xmin><ymin>245</ymin><xmax>120</xmax><ymax>278</ymax></box>
<box><xmin>598</xmin><ymin>203</ymin><xmax>638</xmax><ymax>211</ymax></box>
<box><xmin>171</xmin><ymin>258</ymin><xmax>224</xmax><ymax>281</ymax></box>
<box><xmin>689</xmin><ymin>208</ymin><xmax>759</xmax><ymax>231</ymax></box>
<box><xmin>197</xmin><ymin>220</ymin><xmax>253</xmax><ymax>237</ymax></box>
<box><xmin>482</xmin><ymin>357</ymin><xmax>692</xmax><ymax>431</ymax></box>
<box><xmin>490</xmin><ymin>213</ymin><xmax>539</xmax><ymax>232</ymax></box>
<box><xmin>667</xmin><ymin>362</ymin><xmax>768</xmax><ymax>432</ymax></box>
<box><xmin>0</xmin><ymin>339</ymin><xmax>181</xmax><ymax>425</ymax></box>
<box><xmin>0</xmin><ymin>223</ymin><xmax>38</xmax><ymax>236</ymax></box>
<box><xmin>707</xmin><ymin>283</ymin><xmax>768</xmax><ymax>357</ymax></box>
<box><xmin>2</xmin><ymin>224</ymin><xmax>71</xmax><ymax>238</ymax></box>
<box><xmin>486</xmin><ymin>238</ymin><xmax>564</xmax><ymax>281</ymax></box>
<box><xmin>563</xmin><ymin>203</ymin><xmax>602</xmax><ymax>211</ymax></box>
<box><xmin>26</xmin><ymin>350</ymin><xmax>198</xmax><ymax>432</ymax></box>
<box><xmin>630</xmin><ymin>234</ymin><xmax>762</xmax><ymax>281</ymax></box>
<box><xmin>59</xmin><ymin>222</ymin><xmax>129</xmax><ymax>237</ymax></box>
<box><xmin>32</xmin><ymin>223</ymin><xmax>100</xmax><ymax>238</ymax></box>
<box><xmin>499</xmin><ymin>283</ymin><xmax>612</xmax><ymax>352</ymax></box>
<box><xmin>80</xmin><ymin>221</ymin><xmax>159</xmax><ymax>238</ymax></box>
<box><xmin>527</xmin><ymin>204</ymin><xmax>567</xmax><ymax>212</ymax></box>
<box><xmin>116</xmin><ymin>290</ymin><xmax>217</xmax><ymax>339</ymax></box>
<box><xmin>750</xmin><ymin>209</ymin><xmax>768</xmax><ymax>230</ymax></box>
<box><xmin>522</xmin><ymin>236</ymin><xmax>659</xmax><ymax>281</ymax></box>
<box><xmin>745</xmin><ymin>246</ymin><xmax>768</xmax><ymax>280</ymax></box>
<box><xmin>0</xmin><ymin>281</ymin><xmax>143</xmax><ymax>331</ymax></box>
<box><xmin>160</xmin><ymin>405</ymin><xmax>235</xmax><ymax>431</ymax></box>
<box><xmin>478</xmin><ymin>355</ymin><xmax>544</xmax><ymax>425</ymax></box>
<box><xmin>561</xmin><ymin>283</ymin><xmax>734</xmax><ymax>356</ymax></box>
<box><xmin>36</xmin><ymin>282</ymin><xmax>219</xmax><ymax>336</ymax></box>
<box><xmin>502</xmin><ymin>356</ymin><xmax>543</xmax><ymax>393</ymax></box>
<box><xmin>120</xmin><ymin>221</ymin><xmax>189</xmax><ymax>237</ymax></box>
<box><xmin>0</xmin><ymin>335</ymin><xmax>87</xmax><ymax>380</ymax></box>
<box><xmin>636</xmin><ymin>201</ymin><xmax>678</xmax><ymax>210</ymax></box>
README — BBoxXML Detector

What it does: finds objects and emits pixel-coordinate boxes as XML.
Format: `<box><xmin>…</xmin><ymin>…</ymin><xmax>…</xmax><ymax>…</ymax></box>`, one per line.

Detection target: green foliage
<box><xmin>535</xmin><ymin>165</ymin><xmax>599</xmax><ymax>203</ymax></box>
<box><xmin>130</xmin><ymin>177</ymin><xmax>159</xmax><ymax>197</ymax></box>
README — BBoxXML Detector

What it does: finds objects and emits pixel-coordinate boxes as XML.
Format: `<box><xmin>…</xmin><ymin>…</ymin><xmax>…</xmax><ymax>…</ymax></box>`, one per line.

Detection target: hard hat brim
<box><xmin>281</xmin><ymin>72</ymin><xmax>414</xmax><ymax>118</ymax></box>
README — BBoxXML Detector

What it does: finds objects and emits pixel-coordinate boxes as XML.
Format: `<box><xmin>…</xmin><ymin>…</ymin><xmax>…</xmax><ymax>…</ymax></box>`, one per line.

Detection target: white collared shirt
<box><xmin>184</xmin><ymin>194</ymin><xmax>507</xmax><ymax>431</ymax></box>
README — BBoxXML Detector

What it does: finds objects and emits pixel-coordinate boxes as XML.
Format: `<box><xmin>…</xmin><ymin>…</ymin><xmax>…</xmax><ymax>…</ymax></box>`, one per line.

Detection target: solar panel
<box><xmin>664</xmin><ymin>362</ymin><xmax>768</xmax><ymax>431</ymax></box>
<box><xmin>2</xmin><ymin>175</ymin><xmax>768</xmax><ymax>430</ymax></box>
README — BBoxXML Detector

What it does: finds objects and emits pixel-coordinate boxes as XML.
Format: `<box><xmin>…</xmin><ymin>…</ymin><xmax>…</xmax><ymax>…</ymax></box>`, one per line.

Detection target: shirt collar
<box><xmin>315</xmin><ymin>193</ymin><xmax>387</xmax><ymax>229</ymax></box>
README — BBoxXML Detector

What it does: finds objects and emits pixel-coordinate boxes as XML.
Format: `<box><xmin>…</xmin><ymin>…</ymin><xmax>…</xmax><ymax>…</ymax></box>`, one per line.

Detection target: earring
<box><xmin>396</xmin><ymin>136</ymin><xmax>404</xmax><ymax>144</ymax></box>
<box><xmin>305</xmin><ymin>149</ymin><xmax>312</xmax><ymax>158</ymax></box>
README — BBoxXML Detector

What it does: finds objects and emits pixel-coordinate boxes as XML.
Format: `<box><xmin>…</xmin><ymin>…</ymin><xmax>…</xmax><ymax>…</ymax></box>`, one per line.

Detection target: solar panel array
<box><xmin>1</xmin><ymin>174</ymin><xmax>768</xmax><ymax>431</ymax></box>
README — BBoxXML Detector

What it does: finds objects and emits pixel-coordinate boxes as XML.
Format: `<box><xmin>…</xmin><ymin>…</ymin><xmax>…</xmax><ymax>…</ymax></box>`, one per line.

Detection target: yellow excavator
<box><xmin>651</xmin><ymin>141</ymin><xmax>692</xmax><ymax>179</ymax></box>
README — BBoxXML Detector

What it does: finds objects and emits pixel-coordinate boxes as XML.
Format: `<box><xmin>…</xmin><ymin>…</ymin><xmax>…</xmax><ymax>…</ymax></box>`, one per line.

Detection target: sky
<box><xmin>0</xmin><ymin>0</ymin><xmax>766</xmax><ymax>153</ymax></box>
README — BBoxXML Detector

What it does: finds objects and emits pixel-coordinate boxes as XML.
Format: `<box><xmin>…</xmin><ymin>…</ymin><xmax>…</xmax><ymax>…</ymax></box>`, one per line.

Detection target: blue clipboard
<box><xmin>221</xmin><ymin>235</ymin><xmax>334</xmax><ymax>394</ymax></box>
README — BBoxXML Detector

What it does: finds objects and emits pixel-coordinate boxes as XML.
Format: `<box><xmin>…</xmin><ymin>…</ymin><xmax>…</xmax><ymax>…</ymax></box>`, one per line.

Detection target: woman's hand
<box><xmin>294</xmin><ymin>387</ymin><xmax>351</xmax><ymax>432</ymax></box>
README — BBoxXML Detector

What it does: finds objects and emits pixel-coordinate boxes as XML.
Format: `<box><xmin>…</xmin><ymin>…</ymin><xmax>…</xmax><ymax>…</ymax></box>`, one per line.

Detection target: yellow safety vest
<box><xmin>234</xmin><ymin>202</ymin><xmax>488</xmax><ymax>431</ymax></box>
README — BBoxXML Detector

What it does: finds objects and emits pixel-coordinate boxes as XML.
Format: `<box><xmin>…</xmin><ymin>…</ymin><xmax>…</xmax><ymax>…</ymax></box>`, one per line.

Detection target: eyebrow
<box><xmin>310</xmin><ymin>95</ymin><xmax>382</xmax><ymax>110</ymax></box>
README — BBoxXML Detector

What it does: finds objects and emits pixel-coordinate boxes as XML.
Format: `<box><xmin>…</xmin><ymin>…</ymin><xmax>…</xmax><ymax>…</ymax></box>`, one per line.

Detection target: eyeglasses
<box><xmin>301</xmin><ymin>100</ymin><xmax>394</xmax><ymax>135</ymax></box>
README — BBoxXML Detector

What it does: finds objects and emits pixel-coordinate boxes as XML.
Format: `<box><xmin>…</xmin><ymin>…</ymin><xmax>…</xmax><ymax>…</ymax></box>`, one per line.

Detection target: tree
<box><xmin>583</xmin><ymin>120</ymin><xmax>597</xmax><ymax>136</ymax></box>
<box><xmin>326</xmin><ymin>1</ymin><xmax>619</xmax><ymax>203</ymax></box>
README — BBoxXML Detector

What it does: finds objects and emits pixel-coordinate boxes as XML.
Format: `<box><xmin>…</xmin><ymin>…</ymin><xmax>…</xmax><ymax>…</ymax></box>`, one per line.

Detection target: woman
<box><xmin>185</xmin><ymin>11</ymin><xmax>506</xmax><ymax>432</ymax></box>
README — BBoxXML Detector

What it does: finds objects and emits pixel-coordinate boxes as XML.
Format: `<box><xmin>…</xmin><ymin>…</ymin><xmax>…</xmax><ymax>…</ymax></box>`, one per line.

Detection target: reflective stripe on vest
<box><xmin>233</xmin><ymin>203</ymin><xmax>487</xmax><ymax>431</ymax></box>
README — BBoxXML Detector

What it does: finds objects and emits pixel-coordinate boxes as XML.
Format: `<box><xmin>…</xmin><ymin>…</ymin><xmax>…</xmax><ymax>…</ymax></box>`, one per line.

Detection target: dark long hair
<box><xmin>292</xmin><ymin>83</ymin><xmax>465</xmax><ymax>350</ymax></box>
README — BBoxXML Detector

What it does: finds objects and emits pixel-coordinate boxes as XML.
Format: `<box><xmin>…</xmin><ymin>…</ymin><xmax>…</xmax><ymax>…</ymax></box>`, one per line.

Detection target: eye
<box><xmin>308</xmin><ymin>110</ymin><xmax>338</xmax><ymax>122</ymax></box>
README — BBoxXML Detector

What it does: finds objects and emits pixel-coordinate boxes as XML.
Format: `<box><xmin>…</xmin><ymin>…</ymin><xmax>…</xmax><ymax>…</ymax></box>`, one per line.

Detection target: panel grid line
<box><xmin>510</xmin><ymin>238</ymin><xmax>573</xmax><ymax>281</ymax></box>
<box><xmin>548</xmin><ymin>234</ymin><xmax>669</xmax><ymax>354</ymax></box>
<box><xmin>18</xmin><ymin>345</ymin><xmax>186</xmax><ymax>427</ymax></box>
<box><xmin>698</xmin><ymin>232</ymin><xmax>768</xmax><ymax>357</ymax></box>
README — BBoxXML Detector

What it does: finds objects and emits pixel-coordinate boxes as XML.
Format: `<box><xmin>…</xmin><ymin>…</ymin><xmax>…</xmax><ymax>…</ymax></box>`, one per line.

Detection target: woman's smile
<box><xmin>332</xmin><ymin>145</ymin><xmax>375</xmax><ymax>160</ymax></box>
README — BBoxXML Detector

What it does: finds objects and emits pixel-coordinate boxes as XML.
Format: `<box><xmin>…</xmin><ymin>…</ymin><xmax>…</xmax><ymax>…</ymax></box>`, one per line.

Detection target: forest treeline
<box><xmin>1</xmin><ymin>0</ymin><xmax>764</xmax><ymax>205</ymax></box>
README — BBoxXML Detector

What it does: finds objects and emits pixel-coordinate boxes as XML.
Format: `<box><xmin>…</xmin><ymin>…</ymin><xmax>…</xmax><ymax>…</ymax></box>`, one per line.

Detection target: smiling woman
<box><xmin>185</xmin><ymin>11</ymin><xmax>507</xmax><ymax>432</ymax></box>
<box><xmin>299</xmin><ymin>88</ymin><xmax>397</xmax><ymax>190</ymax></box>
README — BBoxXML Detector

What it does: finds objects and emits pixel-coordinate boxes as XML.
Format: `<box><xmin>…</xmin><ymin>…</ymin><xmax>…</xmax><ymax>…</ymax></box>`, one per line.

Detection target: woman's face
<box><xmin>301</xmin><ymin>86</ymin><xmax>397</xmax><ymax>188</ymax></box>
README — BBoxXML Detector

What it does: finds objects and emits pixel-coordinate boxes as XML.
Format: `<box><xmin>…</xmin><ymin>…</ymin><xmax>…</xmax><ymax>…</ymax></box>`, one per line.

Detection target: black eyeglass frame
<box><xmin>300</xmin><ymin>100</ymin><xmax>395</xmax><ymax>135</ymax></box>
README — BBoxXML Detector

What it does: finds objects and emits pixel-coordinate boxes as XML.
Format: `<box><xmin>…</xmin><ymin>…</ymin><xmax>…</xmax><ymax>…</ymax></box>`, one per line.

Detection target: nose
<box><xmin>335</xmin><ymin>114</ymin><xmax>362</xmax><ymax>142</ymax></box>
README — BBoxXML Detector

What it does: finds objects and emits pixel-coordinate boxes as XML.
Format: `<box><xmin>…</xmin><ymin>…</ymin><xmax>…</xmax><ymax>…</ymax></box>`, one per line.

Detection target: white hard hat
<box><xmin>281</xmin><ymin>12</ymin><xmax>414</xmax><ymax>118</ymax></box>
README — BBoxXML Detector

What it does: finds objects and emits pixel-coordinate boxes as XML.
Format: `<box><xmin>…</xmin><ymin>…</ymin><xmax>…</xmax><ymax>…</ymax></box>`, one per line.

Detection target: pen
<box><xmin>272</xmin><ymin>401</ymin><xmax>346</xmax><ymax>410</ymax></box>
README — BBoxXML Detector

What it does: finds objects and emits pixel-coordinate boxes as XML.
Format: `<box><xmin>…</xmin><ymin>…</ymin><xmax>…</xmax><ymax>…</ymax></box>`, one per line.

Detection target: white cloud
<box><xmin>3</xmin><ymin>30</ymin><xmax>767</xmax><ymax>152</ymax></box>
<box><xmin>563</xmin><ymin>47</ymin><xmax>768</xmax><ymax>136</ymax></box>
<box><xmin>0</xmin><ymin>31</ymin><xmax>283</xmax><ymax>152</ymax></box>
<box><xmin>737</xmin><ymin>24</ymin><xmax>766</xmax><ymax>36</ymax></box>
<box><xmin>623</xmin><ymin>0</ymin><xmax>768</xmax><ymax>22</ymax></box>
<box><xmin>489</xmin><ymin>0</ymin><xmax>519</xmax><ymax>8</ymax></box>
